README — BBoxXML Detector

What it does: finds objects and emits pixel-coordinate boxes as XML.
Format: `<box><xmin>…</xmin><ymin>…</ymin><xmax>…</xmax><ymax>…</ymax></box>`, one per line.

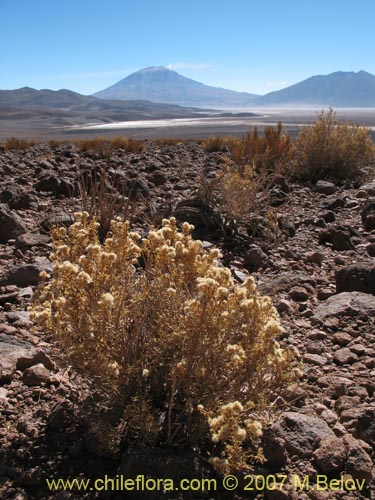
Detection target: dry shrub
<box><xmin>202</xmin><ymin>135</ymin><xmax>229</xmax><ymax>153</ymax></box>
<box><xmin>290</xmin><ymin>108</ymin><xmax>375</xmax><ymax>183</ymax></box>
<box><xmin>154</xmin><ymin>138</ymin><xmax>185</xmax><ymax>146</ymax></box>
<box><xmin>202</xmin><ymin>125</ymin><xmax>291</xmax><ymax>173</ymax></box>
<box><xmin>206</xmin><ymin>157</ymin><xmax>283</xmax><ymax>238</ymax></box>
<box><xmin>74</xmin><ymin>136</ymin><xmax>143</xmax><ymax>157</ymax></box>
<box><xmin>216</xmin><ymin>162</ymin><xmax>266</xmax><ymax>227</ymax></box>
<box><xmin>77</xmin><ymin>166</ymin><xmax>135</xmax><ymax>241</ymax></box>
<box><xmin>4</xmin><ymin>137</ymin><xmax>40</xmax><ymax>150</ymax></box>
<box><xmin>200</xmin><ymin>126</ymin><xmax>291</xmax><ymax>234</ymax></box>
<box><xmin>110</xmin><ymin>135</ymin><xmax>144</xmax><ymax>153</ymax></box>
<box><xmin>48</xmin><ymin>139</ymin><xmax>70</xmax><ymax>149</ymax></box>
<box><xmin>30</xmin><ymin>214</ymin><xmax>299</xmax><ymax>472</ymax></box>
<box><xmin>229</xmin><ymin>123</ymin><xmax>291</xmax><ymax>174</ymax></box>
<box><xmin>74</xmin><ymin>136</ymin><xmax>107</xmax><ymax>155</ymax></box>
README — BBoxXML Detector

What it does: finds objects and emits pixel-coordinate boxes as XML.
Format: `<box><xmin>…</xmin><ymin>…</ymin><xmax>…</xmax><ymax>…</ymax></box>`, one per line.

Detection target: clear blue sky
<box><xmin>2</xmin><ymin>0</ymin><xmax>374</xmax><ymax>96</ymax></box>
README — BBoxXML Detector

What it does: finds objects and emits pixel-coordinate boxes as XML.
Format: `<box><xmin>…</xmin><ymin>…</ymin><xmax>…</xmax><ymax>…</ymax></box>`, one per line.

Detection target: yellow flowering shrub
<box><xmin>218</xmin><ymin>162</ymin><xmax>265</xmax><ymax>225</ymax></box>
<box><xmin>30</xmin><ymin>212</ymin><xmax>298</xmax><ymax>472</ymax></box>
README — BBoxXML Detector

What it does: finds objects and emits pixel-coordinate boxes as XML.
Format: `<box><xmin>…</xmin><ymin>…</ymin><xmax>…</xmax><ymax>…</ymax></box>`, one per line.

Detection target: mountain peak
<box><xmin>136</xmin><ymin>66</ymin><xmax>170</xmax><ymax>73</ymax></box>
<box><xmin>93</xmin><ymin>66</ymin><xmax>259</xmax><ymax>107</ymax></box>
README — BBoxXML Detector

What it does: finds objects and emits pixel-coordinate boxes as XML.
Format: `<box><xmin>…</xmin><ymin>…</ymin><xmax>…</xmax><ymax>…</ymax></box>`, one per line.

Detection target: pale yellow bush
<box><xmin>30</xmin><ymin>213</ymin><xmax>298</xmax><ymax>472</ymax></box>
<box><xmin>218</xmin><ymin>162</ymin><xmax>268</xmax><ymax>226</ymax></box>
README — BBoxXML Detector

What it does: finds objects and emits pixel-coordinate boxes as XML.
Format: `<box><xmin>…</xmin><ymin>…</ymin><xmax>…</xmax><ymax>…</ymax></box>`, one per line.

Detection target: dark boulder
<box><xmin>314</xmin><ymin>180</ymin><xmax>336</xmax><ymax>195</ymax></box>
<box><xmin>336</xmin><ymin>264</ymin><xmax>375</xmax><ymax>294</ymax></box>
<box><xmin>319</xmin><ymin>225</ymin><xmax>356</xmax><ymax>251</ymax></box>
<box><xmin>0</xmin><ymin>203</ymin><xmax>26</xmax><ymax>243</ymax></box>
<box><xmin>361</xmin><ymin>198</ymin><xmax>375</xmax><ymax>231</ymax></box>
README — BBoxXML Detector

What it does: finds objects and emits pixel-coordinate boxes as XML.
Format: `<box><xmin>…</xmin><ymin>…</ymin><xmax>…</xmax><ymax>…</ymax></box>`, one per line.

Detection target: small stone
<box><xmin>0</xmin><ymin>257</ymin><xmax>52</xmax><ymax>287</ymax></box>
<box><xmin>355</xmin><ymin>408</ymin><xmax>375</xmax><ymax>445</ymax></box>
<box><xmin>313</xmin><ymin>436</ymin><xmax>346</xmax><ymax>473</ymax></box>
<box><xmin>332</xmin><ymin>332</ymin><xmax>353</xmax><ymax>346</ymax></box>
<box><xmin>312</xmin><ymin>292</ymin><xmax>375</xmax><ymax>323</ymax></box>
<box><xmin>263</xmin><ymin>412</ymin><xmax>335</xmax><ymax>461</ymax></box>
<box><xmin>349</xmin><ymin>344</ymin><xmax>366</xmax><ymax>355</ymax></box>
<box><xmin>346</xmin><ymin>199</ymin><xmax>359</xmax><ymax>209</ymax></box>
<box><xmin>294</xmin><ymin>319</ymin><xmax>311</xmax><ymax>328</ymax></box>
<box><xmin>7</xmin><ymin>310</ymin><xmax>33</xmax><ymax>328</ymax></box>
<box><xmin>303</xmin><ymin>353</ymin><xmax>327</xmax><ymax>366</ymax></box>
<box><xmin>344</xmin><ymin>436</ymin><xmax>374</xmax><ymax>483</ymax></box>
<box><xmin>320</xmin><ymin>408</ymin><xmax>337</xmax><ymax>425</ymax></box>
<box><xmin>315</xmin><ymin>218</ymin><xmax>327</xmax><ymax>228</ymax></box>
<box><xmin>359</xmin><ymin>181</ymin><xmax>375</xmax><ymax>196</ymax></box>
<box><xmin>307</xmin><ymin>491</ymin><xmax>330</xmax><ymax>500</ymax></box>
<box><xmin>18</xmin><ymin>287</ymin><xmax>34</xmax><ymax>299</ymax></box>
<box><xmin>314</xmin><ymin>180</ymin><xmax>336</xmax><ymax>195</ymax></box>
<box><xmin>361</xmin><ymin>198</ymin><xmax>375</xmax><ymax>231</ymax></box>
<box><xmin>316</xmin><ymin>375</ymin><xmax>355</xmax><ymax>398</ymax></box>
<box><xmin>16</xmin><ymin>415</ymin><xmax>38</xmax><ymax>436</ymax></box>
<box><xmin>233</xmin><ymin>269</ymin><xmax>248</xmax><ymax>283</ymax></box>
<box><xmin>22</xmin><ymin>363</ymin><xmax>53</xmax><ymax>386</ymax></box>
<box><xmin>276</xmin><ymin>298</ymin><xmax>293</xmax><ymax>313</ymax></box>
<box><xmin>319</xmin><ymin>195</ymin><xmax>346</xmax><ymax>210</ymax></box>
<box><xmin>243</xmin><ymin>246</ymin><xmax>269</xmax><ymax>272</ymax></box>
<box><xmin>307</xmin><ymin>329</ymin><xmax>327</xmax><ymax>340</ymax></box>
<box><xmin>17</xmin><ymin>351</ymin><xmax>55</xmax><ymax>371</ymax></box>
<box><xmin>356</xmin><ymin>189</ymin><xmax>368</xmax><ymax>199</ymax></box>
<box><xmin>0</xmin><ymin>387</ymin><xmax>8</xmax><ymax>401</ymax></box>
<box><xmin>34</xmin><ymin>173</ymin><xmax>60</xmax><ymax>193</ymax></box>
<box><xmin>15</xmin><ymin>232</ymin><xmax>50</xmax><ymax>249</ymax></box>
<box><xmin>319</xmin><ymin>226</ymin><xmax>354</xmax><ymax>251</ymax></box>
<box><xmin>336</xmin><ymin>264</ymin><xmax>375</xmax><ymax>295</ymax></box>
<box><xmin>305</xmin><ymin>252</ymin><xmax>324</xmax><ymax>265</ymax></box>
<box><xmin>320</xmin><ymin>210</ymin><xmax>336</xmax><ymax>223</ymax></box>
<box><xmin>317</xmin><ymin>288</ymin><xmax>334</xmax><ymax>300</ymax></box>
<box><xmin>334</xmin><ymin>348</ymin><xmax>359</xmax><ymax>366</ymax></box>
<box><xmin>150</xmin><ymin>170</ymin><xmax>167</xmax><ymax>186</ymax></box>
<box><xmin>289</xmin><ymin>286</ymin><xmax>310</xmax><ymax>301</ymax></box>
<box><xmin>0</xmin><ymin>333</ymin><xmax>36</xmax><ymax>382</ymax></box>
<box><xmin>335</xmin><ymin>396</ymin><xmax>362</xmax><ymax>415</ymax></box>
<box><xmin>0</xmin><ymin>203</ymin><xmax>27</xmax><ymax>243</ymax></box>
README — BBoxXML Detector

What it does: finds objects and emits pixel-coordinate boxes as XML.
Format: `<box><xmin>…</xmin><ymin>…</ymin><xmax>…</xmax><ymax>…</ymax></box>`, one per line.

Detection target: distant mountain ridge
<box><xmin>1</xmin><ymin>68</ymin><xmax>375</xmax><ymax>138</ymax></box>
<box><xmin>94</xmin><ymin>67</ymin><xmax>375</xmax><ymax>108</ymax></box>
<box><xmin>0</xmin><ymin>87</ymin><xmax>223</xmax><ymax>130</ymax></box>
<box><xmin>257</xmin><ymin>70</ymin><xmax>375</xmax><ymax>107</ymax></box>
<box><xmin>93</xmin><ymin>66</ymin><xmax>260</xmax><ymax>107</ymax></box>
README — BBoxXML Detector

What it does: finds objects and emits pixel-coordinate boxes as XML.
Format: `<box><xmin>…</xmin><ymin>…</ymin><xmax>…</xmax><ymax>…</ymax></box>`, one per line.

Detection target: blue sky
<box><xmin>2</xmin><ymin>0</ymin><xmax>375</xmax><ymax>95</ymax></box>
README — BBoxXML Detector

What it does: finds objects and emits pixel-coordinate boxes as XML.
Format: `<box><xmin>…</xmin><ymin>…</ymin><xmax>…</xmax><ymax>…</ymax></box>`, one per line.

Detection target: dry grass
<box><xmin>153</xmin><ymin>138</ymin><xmax>186</xmax><ymax>146</ymax></box>
<box><xmin>48</xmin><ymin>139</ymin><xmax>70</xmax><ymax>149</ymax></box>
<box><xmin>202</xmin><ymin>124</ymin><xmax>291</xmax><ymax>174</ymax></box>
<box><xmin>3</xmin><ymin>137</ymin><xmax>41</xmax><ymax>150</ymax></box>
<box><xmin>74</xmin><ymin>136</ymin><xmax>143</xmax><ymax>157</ymax></box>
<box><xmin>202</xmin><ymin>135</ymin><xmax>230</xmax><ymax>153</ymax></box>
<box><xmin>77</xmin><ymin>165</ymin><xmax>136</xmax><ymax>241</ymax></box>
<box><xmin>30</xmin><ymin>214</ymin><xmax>299</xmax><ymax>473</ymax></box>
<box><xmin>228</xmin><ymin>123</ymin><xmax>291</xmax><ymax>174</ymax></box>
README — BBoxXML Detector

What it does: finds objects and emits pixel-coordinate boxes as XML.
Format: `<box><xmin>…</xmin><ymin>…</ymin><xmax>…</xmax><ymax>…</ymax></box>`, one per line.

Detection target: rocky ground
<box><xmin>0</xmin><ymin>141</ymin><xmax>374</xmax><ymax>500</ymax></box>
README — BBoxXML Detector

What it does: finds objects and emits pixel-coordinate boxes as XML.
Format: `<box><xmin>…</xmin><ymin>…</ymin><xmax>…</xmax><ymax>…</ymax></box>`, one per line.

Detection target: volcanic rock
<box><xmin>335</xmin><ymin>264</ymin><xmax>375</xmax><ymax>294</ymax></box>
<box><xmin>0</xmin><ymin>203</ymin><xmax>27</xmax><ymax>243</ymax></box>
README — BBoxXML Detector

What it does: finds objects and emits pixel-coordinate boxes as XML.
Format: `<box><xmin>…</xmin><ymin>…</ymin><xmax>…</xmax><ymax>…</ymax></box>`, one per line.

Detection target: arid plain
<box><xmin>2</xmin><ymin>107</ymin><xmax>375</xmax><ymax>142</ymax></box>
